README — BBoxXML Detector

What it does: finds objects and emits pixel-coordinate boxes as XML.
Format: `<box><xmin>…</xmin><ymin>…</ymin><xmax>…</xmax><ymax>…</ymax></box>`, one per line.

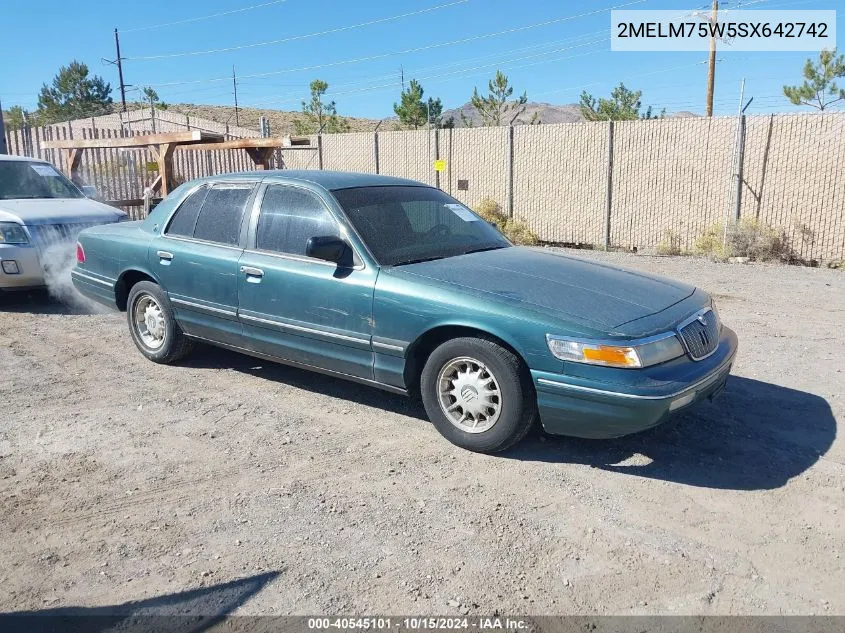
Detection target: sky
<box><xmin>0</xmin><ymin>0</ymin><xmax>842</xmax><ymax>121</ymax></box>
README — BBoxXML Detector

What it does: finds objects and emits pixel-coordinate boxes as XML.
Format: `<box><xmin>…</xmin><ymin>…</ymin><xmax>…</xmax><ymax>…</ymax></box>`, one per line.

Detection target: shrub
<box><xmin>471</xmin><ymin>196</ymin><xmax>539</xmax><ymax>246</ymax></box>
<box><xmin>656</xmin><ymin>229</ymin><xmax>682</xmax><ymax>256</ymax></box>
<box><xmin>694</xmin><ymin>219</ymin><xmax>793</xmax><ymax>262</ymax></box>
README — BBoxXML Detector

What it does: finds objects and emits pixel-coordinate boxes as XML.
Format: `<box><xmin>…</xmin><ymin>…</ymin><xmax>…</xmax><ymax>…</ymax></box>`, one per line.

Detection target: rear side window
<box><xmin>166</xmin><ymin>186</ymin><xmax>208</xmax><ymax>237</ymax></box>
<box><xmin>192</xmin><ymin>184</ymin><xmax>253</xmax><ymax>246</ymax></box>
<box><xmin>256</xmin><ymin>185</ymin><xmax>336</xmax><ymax>256</ymax></box>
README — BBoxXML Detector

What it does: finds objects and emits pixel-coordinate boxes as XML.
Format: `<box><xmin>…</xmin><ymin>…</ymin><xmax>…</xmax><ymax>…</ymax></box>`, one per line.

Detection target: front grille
<box><xmin>27</xmin><ymin>223</ymin><xmax>99</xmax><ymax>252</ymax></box>
<box><xmin>679</xmin><ymin>309</ymin><xmax>720</xmax><ymax>360</ymax></box>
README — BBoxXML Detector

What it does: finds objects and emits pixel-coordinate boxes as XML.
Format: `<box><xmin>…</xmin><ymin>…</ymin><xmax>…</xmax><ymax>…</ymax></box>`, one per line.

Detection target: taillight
<box><xmin>75</xmin><ymin>242</ymin><xmax>86</xmax><ymax>264</ymax></box>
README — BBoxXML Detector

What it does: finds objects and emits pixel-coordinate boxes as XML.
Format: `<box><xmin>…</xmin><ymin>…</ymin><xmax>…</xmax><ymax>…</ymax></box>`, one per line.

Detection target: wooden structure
<box><xmin>178</xmin><ymin>136</ymin><xmax>314</xmax><ymax>171</ymax></box>
<box><xmin>41</xmin><ymin>132</ymin><xmax>315</xmax><ymax>199</ymax></box>
<box><xmin>42</xmin><ymin>130</ymin><xmax>223</xmax><ymax>196</ymax></box>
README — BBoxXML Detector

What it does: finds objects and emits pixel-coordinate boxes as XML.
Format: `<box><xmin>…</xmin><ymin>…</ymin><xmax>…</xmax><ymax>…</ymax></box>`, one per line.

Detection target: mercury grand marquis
<box><xmin>71</xmin><ymin>171</ymin><xmax>738</xmax><ymax>453</ymax></box>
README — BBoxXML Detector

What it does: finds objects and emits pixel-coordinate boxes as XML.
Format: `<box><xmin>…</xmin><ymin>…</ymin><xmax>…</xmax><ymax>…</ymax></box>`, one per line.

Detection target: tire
<box><xmin>420</xmin><ymin>336</ymin><xmax>536</xmax><ymax>453</ymax></box>
<box><xmin>126</xmin><ymin>280</ymin><xmax>194</xmax><ymax>364</ymax></box>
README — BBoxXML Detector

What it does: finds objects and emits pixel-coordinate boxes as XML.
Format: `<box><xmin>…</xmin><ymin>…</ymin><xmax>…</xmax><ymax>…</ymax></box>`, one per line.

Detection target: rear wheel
<box><xmin>126</xmin><ymin>281</ymin><xmax>194</xmax><ymax>364</ymax></box>
<box><xmin>420</xmin><ymin>337</ymin><xmax>536</xmax><ymax>453</ymax></box>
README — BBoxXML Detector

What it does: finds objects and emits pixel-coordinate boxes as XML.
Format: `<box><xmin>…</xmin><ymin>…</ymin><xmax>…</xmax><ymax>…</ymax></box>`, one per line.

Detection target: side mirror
<box><xmin>306</xmin><ymin>235</ymin><xmax>349</xmax><ymax>264</ymax></box>
<box><xmin>80</xmin><ymin>185</ymin><xmax>99</xmax><ymax>199</ymax></box>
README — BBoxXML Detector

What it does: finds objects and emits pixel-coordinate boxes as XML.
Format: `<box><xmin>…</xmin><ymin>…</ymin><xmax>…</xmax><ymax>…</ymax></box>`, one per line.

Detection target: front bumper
<box><xmin>532</xmin><ymin>326</ymin><xmax>738</xmax><ymax>439</ymax></box>
<box><xmin>0</xmin><ymin>244</ymin><xmax>45</xmax><ymax>290</ymax></box>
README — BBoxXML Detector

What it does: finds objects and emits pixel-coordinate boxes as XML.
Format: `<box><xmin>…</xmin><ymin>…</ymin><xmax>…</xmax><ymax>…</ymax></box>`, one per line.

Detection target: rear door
<box><xmin>151</xmin><ymin>181</ymin><xmax>256</xmax><ymax>346</ymax></box>
<box><xmin>237</xmin><ymin>183</ymin><xmax>377</xmax><ymax>379</ymax></box>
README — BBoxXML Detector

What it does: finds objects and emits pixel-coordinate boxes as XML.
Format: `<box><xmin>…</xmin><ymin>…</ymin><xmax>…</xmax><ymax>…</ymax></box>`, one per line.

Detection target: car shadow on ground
<box><xmin>506</xmin><ymin>376</ymin><xmax>837</xmax><ymax>491</ymax></box>
<box><xmin>185</xmin><ymin>346</ymin><xmax>836</xmax><ymax>492</ymax></box>
<box><xmin>0</xmin><ymin>571</ymin><xmax>279</xmax><ymax>633</ymax></box>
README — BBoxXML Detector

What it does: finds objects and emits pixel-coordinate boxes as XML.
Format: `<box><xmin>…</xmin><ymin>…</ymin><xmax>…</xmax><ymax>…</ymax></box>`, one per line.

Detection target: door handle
<box><xmin>157</xmin><ymin>250</ymin><xmax>174</xmax><ymax>261</ymax></box>
<box><xmin>240</xmin><ymin>266</ymin><xmax>264</xmax><ymax>277</ymax></box>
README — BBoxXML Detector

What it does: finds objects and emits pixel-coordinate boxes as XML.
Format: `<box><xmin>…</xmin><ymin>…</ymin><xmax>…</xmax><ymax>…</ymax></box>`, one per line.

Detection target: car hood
<box><xmin>0</xmin><ymin>198</ymin><xmax>125</xmax><ymax>225</ymax></box>
<box><xmin>394</xmin><ymin>247</ymin><xmax>696</xmax><ymax>329</ymax></box>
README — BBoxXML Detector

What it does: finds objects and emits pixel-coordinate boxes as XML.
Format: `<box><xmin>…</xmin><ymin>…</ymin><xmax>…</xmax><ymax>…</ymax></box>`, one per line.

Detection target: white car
<box><xmin>0</xmin><ymin>155</ymin><xmax>126</xmax><ymax>293</ymax></box>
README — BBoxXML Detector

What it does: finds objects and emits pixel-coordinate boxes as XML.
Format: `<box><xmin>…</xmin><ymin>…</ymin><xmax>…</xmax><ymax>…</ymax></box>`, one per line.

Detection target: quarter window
<box><xmin>165</xmin><ymin>185</ymin><xmax>208</xmax><ymax>237</ymax></box>
<box><xmin>256</xmin><ymin>185</ymin><xmax>336</xmax><ymax>256</ymax></box>
<box><xmin>192</xmin><ymin>184</ymin><xmax>253</xmax><ymax>246</ymax></box>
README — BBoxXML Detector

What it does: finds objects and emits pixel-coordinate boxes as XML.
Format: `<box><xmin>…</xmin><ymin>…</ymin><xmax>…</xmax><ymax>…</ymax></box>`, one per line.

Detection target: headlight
<box><xmin>546</xmin><ymin>333</ymin><xmax>685</xmax><ymax>369</ymax></box>
<box><xmin>0</xmin><ymin>222</ymin><xmax>29</xmax><ymax>245</ymax></box>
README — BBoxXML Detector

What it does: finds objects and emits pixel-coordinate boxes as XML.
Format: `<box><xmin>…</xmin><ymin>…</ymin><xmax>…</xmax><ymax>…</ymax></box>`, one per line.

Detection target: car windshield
<box><xmin>332</xmin><ymin>186</ymin><xmax>511</xmax><ymax>266</ymax></box>
<box><xmin>0</xmin><ymin>161</ymin><xmax>83</xmax><ymax>200</ymax></box>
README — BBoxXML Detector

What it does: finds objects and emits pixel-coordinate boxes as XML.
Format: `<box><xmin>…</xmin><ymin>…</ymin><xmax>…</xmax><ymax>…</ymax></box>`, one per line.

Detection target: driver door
<box><xmin>237</xmin><ymin>183</ymin><xmax>377</xmax><ymax>379</ymax></box>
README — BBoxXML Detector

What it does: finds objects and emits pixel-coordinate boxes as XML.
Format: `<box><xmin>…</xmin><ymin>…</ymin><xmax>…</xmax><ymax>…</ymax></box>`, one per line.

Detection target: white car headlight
<box><xmin>0</xmin><ymin>222</ymin><xmax>29</xmax><ymax>245</ymax></box>
<box><xmin>546</xmin><ymin>333</ymin><xmax>685</xmax><ymax>369</ymax></box>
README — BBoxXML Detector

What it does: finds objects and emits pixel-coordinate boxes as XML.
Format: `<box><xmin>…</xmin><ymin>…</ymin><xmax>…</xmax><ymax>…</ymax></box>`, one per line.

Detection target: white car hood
<box><xmin>0</xmin><ymin>198</ymin><xmax>125</xmax><ymax>225</ymax></box>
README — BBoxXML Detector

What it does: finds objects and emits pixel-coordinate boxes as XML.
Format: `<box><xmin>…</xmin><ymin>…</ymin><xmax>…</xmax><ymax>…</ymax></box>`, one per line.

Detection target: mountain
<box><xmin>166</xmin><ymin>104</ymin><xmax>382</xmax><ymax>135</ymax></box>
<box><xmin>442</xmin><ymin>101</ymin><xmax>584</xmax><ymax>127</ymax></box>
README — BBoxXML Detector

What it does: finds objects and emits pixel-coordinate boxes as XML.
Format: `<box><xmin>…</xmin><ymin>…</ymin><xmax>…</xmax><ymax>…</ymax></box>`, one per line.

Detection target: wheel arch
<box><xmin>115</xmin><ymin>268</ymin><xmax>160</xmax><ymax>312</ymax></box>
<box><xmin>403</xmin><ymin>323</ymin><xmax>529</xmax><ymax>396</ymax></box>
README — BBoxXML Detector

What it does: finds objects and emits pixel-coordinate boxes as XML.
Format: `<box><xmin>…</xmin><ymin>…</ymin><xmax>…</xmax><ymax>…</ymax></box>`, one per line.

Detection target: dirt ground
<box><xmin>1</xmin><ymin>249</ymin><xmax>843</xmax><ymax>617</ymax></box>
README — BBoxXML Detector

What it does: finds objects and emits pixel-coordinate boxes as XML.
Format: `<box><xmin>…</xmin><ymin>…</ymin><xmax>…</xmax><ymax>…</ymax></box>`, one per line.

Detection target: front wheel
<box><xmin>126</xmin><ymin>281</ymin><xmax>194</xmax><ymax>364</ymax></box>
<box><xmin>420</xmin><ymin>337</ymin><xmax>536</xmax><ymax>453</ymax></box>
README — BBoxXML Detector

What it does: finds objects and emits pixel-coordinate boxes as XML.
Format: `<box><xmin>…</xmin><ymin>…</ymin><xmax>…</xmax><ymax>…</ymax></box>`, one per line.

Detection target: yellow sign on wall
<box><xmin>433</xmin><ymin>159</ymin><xmax>446</xmax><ymax>172</ymax></box>
<box><xmin>145</xmin><ymin>161</ymin><xmax>159</xmax><ymax>172</ymax></box>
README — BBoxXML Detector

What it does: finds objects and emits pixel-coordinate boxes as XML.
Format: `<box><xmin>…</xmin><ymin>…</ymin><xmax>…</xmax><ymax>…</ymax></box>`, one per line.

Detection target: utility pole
<box><xmin>400</xmin><ymin>65</ymin><xmax>405</xmax><ymax>91</ymax></box>
<box><xmin>705</xmin><ymin>0</ymin><xmax>718</xmax><ymax>117</ymax></box>
<box><xmin>114</xmin><ymin>29</ymin><xmax>127</xmax><ymax>112</ymax></box>
<box><xmin>232</xmin><ymin>66</ymin><xmax>240</xmax><ymax>126</ymax></box>
<box><xmin>148</xmin><ymin>91</ymin><xmax>156</xmax><ymax>133</ymax></box>
<box><xmin>0</xmin><ymin>97</ymin><xmax>7</xmax><ymax>154</ymax></box>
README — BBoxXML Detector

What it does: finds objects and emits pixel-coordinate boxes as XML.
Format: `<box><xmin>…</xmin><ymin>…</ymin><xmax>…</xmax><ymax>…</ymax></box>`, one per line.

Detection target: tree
<box><xmin>36</xmin><ymin>61</ymin><xmax>113</xmax><ymax>124</ymax></box>
<box><xmin>142</xmin><ymin>86</ymin><xmax>168</xmax><ymax>111</ymax></box>
<box><xmin>463</xmin><ymin>70</ymin><xmax>529</xmax><ymax>127</ymax></box>
<box><xmin>294</xmin><ymin>79</ymin><xmax>349</xmax><ymax>134</ymax></box>
<box><xmin>4</xmin><ymin>105</ymin><xmax>29</xmax><ymax>130</ymax></box>
<box><xmin>579</xmin><ymin>83</ymin><xmax>663</xmax><ymax>121</ymax></box>
<box><xmin>393</xmin><ymin>79</ymin><xmax>452</xmax><ymax>129</ymax></box>
<box><xmin>394</xmin><ymin>79</ymin><xmax>427</xmax><ymax>129</ymax></box>
<box><xmin>783</xmin><ymin>48</ymin><xmax>845</xmax><ymax>111</ymax></box>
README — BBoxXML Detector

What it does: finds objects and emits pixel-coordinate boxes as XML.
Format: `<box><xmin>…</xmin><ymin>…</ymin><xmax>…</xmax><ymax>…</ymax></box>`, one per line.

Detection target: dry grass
<box><xmin>694</xmin><ymin>218</ymin><xmax>794</xmax><ymax>262</ymax></box>
<box><xmin>472</xmin><ymin>197</ymin><xmax>539</xmax><ymax>246</ymax></box>
<box><xmin>656</xmin><ymin>229</ymin><xmax>683</xmax><ymax>256</ymax></box>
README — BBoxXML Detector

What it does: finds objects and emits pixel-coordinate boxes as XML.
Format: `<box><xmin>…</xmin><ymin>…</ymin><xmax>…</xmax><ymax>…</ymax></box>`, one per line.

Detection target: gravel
<box><xmin>1</xmin><ymin>249</ymin><xmax>843</xmax><ymax>615</ymax></box>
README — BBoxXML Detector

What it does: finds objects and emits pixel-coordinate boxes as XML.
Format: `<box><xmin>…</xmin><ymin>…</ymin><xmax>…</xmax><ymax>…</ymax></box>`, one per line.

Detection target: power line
<box><xmin>121</xmin><ymin>0</ymin><xmax>289</xmax><ymax>34</ymax></box>
<box><xmin>237</xmin><ymin>30</ymin><xmax>607</xmax><ymax>106</ymax></box>
<box><xmin>136</xmin><ymin>0</ymin><xmax>646</xmax><ymax>87</ymax></box>
<box><xmin>126</xmin><ymin>0</ymin><xmax>470</xmax><ymax>61</ymax></box>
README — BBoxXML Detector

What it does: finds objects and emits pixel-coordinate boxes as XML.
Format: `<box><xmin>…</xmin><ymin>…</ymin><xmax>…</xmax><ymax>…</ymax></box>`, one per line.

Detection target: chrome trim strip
<box><xmin>536</xmin><ymin>354</ymin><xmax>734</xmax><ymax>401</ymax></box>
<box><xmin>70</xmin><ymin>270</ymin><xmax>114</xmax><ymax>287</ymax></box>
<box><xmin>546</xmin><ymin>330</ymin><xmax>680</xmax><ymax>349</ymax></box>
<box><xmin>242</xmin><ymin>248</ymin><xmax>365</xmax><ymax>271</ymax></box>
<box><xmin>239</xmin><ymin>313</ymin><xmax>370</xmax><ymax>345</ymax></box>
<box><xmin>170</xmin><ymin>297</ymin><xmax>237</xmax><ymax>318</ymax></box>
<box><xmin>183</xmin><ymin>333</ymin><xmax>407</xmax><ymax>396</ymax></box>
<box><xmin>372</xmin><ymin>341</ymin><xmax>404</xmax><ymax>352</ymax></box>
<box><xmin>160</xmin><ymin>234</ymin><xmax>244</xmax><ymax>252</ymax></box>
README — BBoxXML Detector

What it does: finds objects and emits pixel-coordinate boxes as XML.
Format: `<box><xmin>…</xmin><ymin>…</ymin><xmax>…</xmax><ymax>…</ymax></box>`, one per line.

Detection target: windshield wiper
<box><xmin>462</xmin><ymin>245</ymin><xmax>509</xmax><ymax>255</ymax></box>
<box><xmin>392</xmin><ymin>255</ymin><xmax>448</xmax><ymax>266</ymax></box>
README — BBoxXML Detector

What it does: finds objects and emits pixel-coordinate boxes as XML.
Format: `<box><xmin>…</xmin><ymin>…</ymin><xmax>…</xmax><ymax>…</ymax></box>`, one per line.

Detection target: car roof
<box><xmin>196</xmin><ymin>170</ymin><xmax>429</xmax><ymax>191</ymax></box>
<box><xmin>0</xmin><ymin>154</ymin><xmax>50</xmax><ymax>163</ymax></box>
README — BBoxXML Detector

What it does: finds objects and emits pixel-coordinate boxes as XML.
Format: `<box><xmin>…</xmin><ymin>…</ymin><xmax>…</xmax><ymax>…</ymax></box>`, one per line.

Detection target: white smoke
<box><xmin>37</xmin><ymin>229</ymin><xmax>108</xmax><ymax>314</ymax></box>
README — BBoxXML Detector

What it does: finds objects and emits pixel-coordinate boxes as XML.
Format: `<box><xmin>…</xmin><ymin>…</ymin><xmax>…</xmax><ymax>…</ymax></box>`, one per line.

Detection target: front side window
<box><xmin>0</xmin><ymin>161</ymin><xmax>83</xmax><ymax>200</ymax></box>
<box><xmin>256</xmin><ymin>185</ymin><xmax>337</xmax><ymax>257</ymax></box>
<box><xmin>332</xmin><ymin>186</ymin><xmax>510</xmax><ymax>266</ymax></box>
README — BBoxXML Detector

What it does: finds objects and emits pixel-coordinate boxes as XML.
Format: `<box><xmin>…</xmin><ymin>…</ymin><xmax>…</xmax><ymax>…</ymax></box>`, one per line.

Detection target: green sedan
<box><xmin>71</xmin><ymin>171</ymin><xmax>738</xmax><ymax>453</ymax></box>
